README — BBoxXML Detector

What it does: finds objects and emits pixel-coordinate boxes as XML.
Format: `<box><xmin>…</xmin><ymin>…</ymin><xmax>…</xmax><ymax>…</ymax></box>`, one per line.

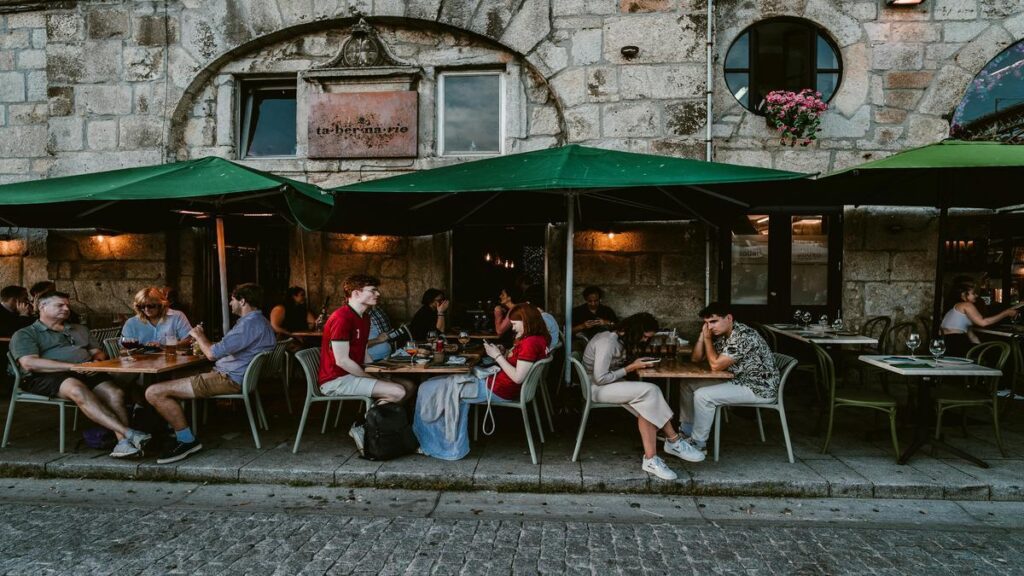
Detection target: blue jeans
<box><xmin>413</xmin><ymin>377</ymin><xmax>509</xmax><ymax>460</ymax></box>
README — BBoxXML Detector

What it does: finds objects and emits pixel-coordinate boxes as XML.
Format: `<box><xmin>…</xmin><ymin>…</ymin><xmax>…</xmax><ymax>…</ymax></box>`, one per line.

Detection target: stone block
<box><xmin>661</xmin><ymin>253</ymin><xmax>703</xmax><ymax>286</ymax></box>
<box><xmin>575</xmin><ymin>227</ymin><xmax>695</xmax><ymax>253</ymax></box>
<box><xmin>830</xmin><ymin>43</ymin><xmax>868</xmax><ymax>117</ymax></box>
<box><xmin>714</xmin><ymin>148</ymin><xmax>772</xmax><ymax>169</ymax></box>
<box><xmin>874</xmin><ymin>107</ymin><xmax>908</xmax><ymax>124</ymax></box>
<box><xmin>47</xmin><ymin>86</ymin><xmax>74</xmax><ymax>116</ymax></box>
<box><xmin>633</xmin><ymin>253</ymin><xmax>658</xmax><ymax>285</ymax></box>
<box><xmin>620</xmin><ymin>0</ymin><xmax>672</xmax><ymax>12</ymax></box>
<box><xmin>620</xmin><ymin>64</ymin><xmax>705</xmax><ymax>100</ymax></box>
<box><xmin>75</xmin><ymin>85</ymin><xmax>133</xmax><ymax>116</ymax></box>
<box><xmin>871</xmin><ymin>44</ymin><xmax>924</xmax><ymax>70</ymax></box>
<box><xmin>0</xmin><ymin>51</ymin><xmax>13</xmax><ymax>71</ymax></box>
<box><xmin>16</xmin><ymin>49</ymin><xmax>45</xmax><ymax>69</ymax></box>
<box><xmin>0</xmin><ymin>72</ymin><xmax>25</xmax><ymax>103</ymax></box>
<box><xmin>890</xmin><ymin>251</ymin><xmax>934</xmax><ymax>281</ymax></box>
<box><xmin>585</xmin><ymin>66</ymin><xmax>617</xmax><ymax>100</ymax></box>
<box><xmin>884</xmin><ymin>71</ymin><xmax>934</xmax><ymax>90</ymax></box>
<box><xmin>533</xmin><ymin>39</ymin><xmax>568</xmax><ymax>75</ymax></box>
<box><xmin>804</xmin><ymin>0</ymin><xmax>862</xmax><ymax>47</ymax></box>
<box><xmin>774</xmin><ymin>150</ymin><xmax>831</xmax><ymax>175</ymax></box>
<box><xmin>6</xmin><ymin>12</ymin><xmax>45</xmax><ymax>29</ymax></box>
<box><xmin>0</xmin><ymin>158</ymin><xmax>30</xmax><ymax>173</ymax></box>
<box><xmin>564</xmin><ymin>104</ymin><xmax>600</xmax><ymax>142</ymax></box>
<box><xmin>87</xmin><ymin>10</ymin><xmax>129</xmax><ymax>39</ymax></box>
<box><xmin>529</xmin><ymin>105</ymin><xmax>560</xmax><ymax>136</ymax></box>
<box><xmin>857</xmin><ymin>208</ymin><xmax>938</xmax><ymax>252</ymax></box>
<box><xmin>549</xmin><ymin>67</ymin><xmax>587</xmax><ymax>108</ymax></box>
<box><xmin>884</xmin><ymin>89</ymin><xmax>923</xmax><ymax>111</ymax></box>
<box><xmin>602</xmin><ymin>101</ymin><xmax>659</xmax><ymax>138</ymax></box>
<box><xmin>665</xmin><ymin>101</ymin><xmax>706</xmax><ymax>136</ymax></box>
<box><xmin>943</xmin><ymin>21</ymin><xmax>989</xmax><ymax>43</ymax></box>
<box><xmin>25</xmin><ymin>71</ymin><xmax>45</xmax><ymax>101</ymax></box>
<box><xmin>954</xmin><ymin>25</ymin><xmax>1013</xmax><ymax>76</ymax></box>
<box><xmin>501</xmin><ymin>0</ymin><xmax>551</xmax><ymax>54</ymax></box>
<box><xmin>125</xmin><ymin>47</ymin><xmax>165</xmax><ymax>81</ymax></box>
<box><xmin>918</xmin><ymin>65</ymin><xmax>974</xmax><ymax>116</ymax></box>
<box><xmin>650</xmin><ymin>138</ymin><xmax>704</xmax><ymax>159</ymax></box>
<box><xmin>934</xmin><ymin>0</ymin><xmax>979</xmax><ymax>20</ymax></box>
<box><xmin>380</xmin><ymin>257</ymin><xmax>407</xmax><ymax>279</ymax></box>
<box><xmin>819</xmin><ymin>105</ymin><xmax>870</xmax><ymax>139</ymax></box>
<box><xmin>603</xmin><ymin>15</ymin><xmax>701</xmax><ymax>64</ymax></box>
<box><xmin>889</xmin><ymin>22</ymin><xmax>941</xmax><ymax>43</ymax></box>
<box><xmin>72</xmin><ymin>260</ymin><xmax>125</xmax><ymax>280</ymax></box>
<box><xmin>46</xmin><ymin>13</ymin><xmax>80</xmax><ymax>42</ymax></box>
<box><xmin>906</xmin><ymin>114</ymin><xmax>949</xmax><ymax>147</ymax></box>
<box><xmin>574</xmin><ymin>253</ymin><xmax>631</xmax><ymax>285</ymax></box>
<box><xmin>134</xmin><ymin>15</ymin><xmax>179</xmax><ymax>46</ymax></box>
<box><xmin>45</xmin><ymin>44</ymin><xmax>83</xmax><ymax>83</ymax></box>
<box><xmin>863</xmin><ymin>281</ymin><xmax>934</xmax><ymax>320</ymax></box>
<box><xmin>119</xmin><ymin>116</ymin><xmax>164</xmax><ymax>149</ymax></box>
<box><xmin>0</xmin><ymin>30</ymin><xmax>30</xmax><ymax>50</ymax></box>
<box><xmin>125</xmin><ymin>261</ymin><xmax>165</xmax><ymax>280</ymax></box>
<box><xmin>570</xmin><ymin>27</ymin><xmax>602</xmax><ymax>66</ymax></box>
<box><xmin>0</xmin><ymin>125</ymin><xmax>46</xmax><ymax>157</ymax></box>
<box><xmin>844</xmin><ymin>251</ymin><xmax>890</xmax><ymax>282</ymax></box>
<box><xmin>47</xmin><ymin>116</ymin><xmax>83</xmax><ymax>152</ymax></box>
<box><xmin>87</xmin><ymin>119</ymin><xmax>118</xmax><ymax>150</ymax></box>
<box><xmin>50</xmin><ymin>150</ymin><xmax>163</xmax><ymax>177</ymax></box>
<box><xmin>81</xmin><ymin>41</ymin><xmax>122</xmax><ymax>83</ymax></box>
<box><xmin>553</xmin><ymin>0</ymin><xmax>616</xmax><ymax>16</ymax></box>
<box><xmin>31</xmin><ymin>29</ymin><xmax>45</xmax><ymax>49</ymax></box>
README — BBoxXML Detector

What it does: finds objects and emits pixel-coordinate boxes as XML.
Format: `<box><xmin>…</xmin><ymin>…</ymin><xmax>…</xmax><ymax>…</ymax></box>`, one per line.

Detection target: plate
<box><xmin>414</xmin><ymin>358</ymin><xmax>431</xmax><ymax>365</ymax></box>
<box><xmin>935</xmin><ymin>357</ymin><xmax>973</xmax><ymax>365</ymax></box>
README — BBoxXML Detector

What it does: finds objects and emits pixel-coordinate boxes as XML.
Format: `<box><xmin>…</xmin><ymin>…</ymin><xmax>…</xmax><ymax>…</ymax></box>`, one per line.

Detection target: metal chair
<box><xmin>818</xmin><ymin>343</ymin><xmax>900</xmax><ymax>459</ymax></box>
<box><xmin>713</xmin><ymin>353</ymin><xmax>798</xmax><ymax>463</ymax></box>
<box><xmin>2</xmin><ymin>351</ymin><xmax>78</xmax><ymax>453</ymax></box>
<box><xmin>886</xmin><ymin>321</ymin><xmax>920</xmax><ymax>355</ymax></box>
<box><xmin>90</xmin><ymin>326</ymin><xmax>121</xmax><ymax>345</ymax></box>
<box><xmin>569</xmin><ymin>357</ymin><xmax>621</xmax><ymax>462</ymax></box>
<box><xmin>861</xmin><ymin>316</ymin><xmax>892</xmax><ymax>354</ymax></box>
<box><xmin>292</xmin><ymin>348</ymin><xmax>372</xmax><ymax>454</ymax></box>
<box><xmin>748</xmin><ymin>321</ymin><xmax>777</xmax><ymax>351</ymax></box>
<box><xmin>266</xmin><ymin>338</ymin><xmax>294</xmax><ymax>414</ymax></box>
<box><xmin>202</xmin><ymin>351</ymin><xmax>271</xmax><ymax>449</ymax></box>
<box><xmin>102</xmin><ymin>336</ymin><xmax>121</xmax><ymax>361</ymax></box>
<box><xmin>473</xmin><ymin>355</ymin><xmax>553</xmax><ymax>465</ymax></box>
<box><xmin>934</xmin><ymin>341</ymin><xmax>1011</xmax><ymax>456</ymax></box>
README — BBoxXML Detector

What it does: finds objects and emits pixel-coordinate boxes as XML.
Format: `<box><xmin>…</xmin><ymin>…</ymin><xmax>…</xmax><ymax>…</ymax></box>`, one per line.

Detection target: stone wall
<box><xmin>291</xmin><ymin>230</ymin><xmax>448</xmax><ymax>325</ymax></box>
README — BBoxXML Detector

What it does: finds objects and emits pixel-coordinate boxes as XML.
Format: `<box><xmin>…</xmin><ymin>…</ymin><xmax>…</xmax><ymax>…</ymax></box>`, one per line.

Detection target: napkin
<box><xmin>445</xmin><ymin>355</ymin><xmax>467</xmax><ymax>365</ymax></box>
<box><xmin>390</xmin><ymin>349</ymin><xmax>411</xmax><ymax>359</ymax></box>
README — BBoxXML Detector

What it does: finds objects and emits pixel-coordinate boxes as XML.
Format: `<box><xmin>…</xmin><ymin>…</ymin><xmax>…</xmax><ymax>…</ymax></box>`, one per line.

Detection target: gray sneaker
<box><xmin>664</xmin><ymin>438</ymin><xmax>706</xmax><ymax>463</ymax></box>
<box><xmin>349</xmin><ymin>424</ymin><xmax>365</xmax><ymax>456</ymax></box>
<box><xmin>110</xmin><ymin>439</ymin><xmax>141</xmax><ymax>459</ymax></box>
<box><xmin>126</xmin><ymin>429</ymin><xmax>151</xmax><ymax>452</ymax></box>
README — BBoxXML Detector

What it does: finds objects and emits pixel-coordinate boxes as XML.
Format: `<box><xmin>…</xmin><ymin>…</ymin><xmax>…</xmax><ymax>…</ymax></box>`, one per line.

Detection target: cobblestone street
<box><xmin>0</xmin><ymin>479</ymin><xmax>1021</xmax><ymax>575</ymax></box>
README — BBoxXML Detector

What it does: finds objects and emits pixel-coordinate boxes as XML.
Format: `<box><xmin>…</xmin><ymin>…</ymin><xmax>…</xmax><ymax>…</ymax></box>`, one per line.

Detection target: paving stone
<box><xmin>696</xmin><ymin>496</ymin><xmax>975</xmax><ymax>529</ymax></box>
<box><xmin>690</xmin><ymin>453</ymin><xmax>829</xmax><ymax>497</ymax></box>
<box><xmin>836</xmin><ymin>456</ymin><xmax>943</xmax><ymax>499</ymax></box>
<box><xmin>803</xmin><ymin>458</ymin><xmax>875</xmax><ymax>498</ymax></box>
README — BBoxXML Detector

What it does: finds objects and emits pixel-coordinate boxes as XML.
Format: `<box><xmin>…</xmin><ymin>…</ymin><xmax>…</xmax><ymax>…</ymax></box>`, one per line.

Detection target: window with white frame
<box><xmin>239</xmin><ymin>80</ymin><xmax>297</xmax><ymax>158</ymax></box>
<box><xmin>438</xmin><ymin>72</ymin><xmax>503</xmax><ymax>156</ymax></box>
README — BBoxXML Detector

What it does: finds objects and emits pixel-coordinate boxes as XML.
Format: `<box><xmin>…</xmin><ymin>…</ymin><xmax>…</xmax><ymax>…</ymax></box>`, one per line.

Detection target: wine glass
<box><xmin>404</xmin><ymin>339</ymin><xmax>419</xmax><ymax>366</ymax></box>
<box><xmin>119</xmin><ymin>336</ymin><xmax>136</xmax><ymax>362</ymax></box>
<box><xmin>801</xmin><ymin>311</ymin><xmax>813</xmax><ymax>328</ymax></box>
<box><xmin>929</xmin><ymin>337</ymin><xmax>946</xmax><ymax>362</ymax></box>
<box><xmin>905</xmin><ymin>332</ymin><xmax>921</xmax><ymax>358</ymax></box>
<box><xmin>831</xmin><ymin>317</ymin><xmax>844</xmax><ymax>332</ymax></box>
<box><xmin>793</xmin><ymin>309</ymin><xmax>803</xmax><ymax>327</ymax></box>
<box><xmin>457</xmin><ymin>331</ymin><xmax>471</xmax><ymax>353</ymax></box>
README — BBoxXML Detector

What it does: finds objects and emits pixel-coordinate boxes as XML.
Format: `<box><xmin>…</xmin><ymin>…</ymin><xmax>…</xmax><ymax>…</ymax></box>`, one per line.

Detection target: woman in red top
<box><xmin>413</xmin><ymin>304</ymin><xmax>549</xmax><ymax>460</ymax></box>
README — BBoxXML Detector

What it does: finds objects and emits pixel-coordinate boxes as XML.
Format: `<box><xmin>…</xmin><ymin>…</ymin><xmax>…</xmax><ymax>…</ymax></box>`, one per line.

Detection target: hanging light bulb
<box><xmin>510</xmin><ymin>261</ymin><xmax>515</xmax><ymax>269</ymax></box>
<box><xmin>495</xmin><ymin>256</ymin><xmax>503</xmax><ymax>266</ymax></box>
<box><xmin>485</xmin><ymin>253</ymin><xmax>491</xmax><ymax>262</ymax></box>
<box><xmin>504</xmin><ymin>261</ymin><xmax>510</xmax><ymax>269</ymax></box>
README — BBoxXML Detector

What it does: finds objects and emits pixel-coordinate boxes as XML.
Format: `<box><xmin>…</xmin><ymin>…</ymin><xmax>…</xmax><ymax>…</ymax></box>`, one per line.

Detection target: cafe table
<box><xmin>73</xmin><ymin>352</ymin><xmax>210</xmax><ymax>386</ymax></box>
<box><xmin>365</xmin><ymin>353</ymin><xmax>481</xmax><ymax>375</ymax></box>
<box><xmin>638</xmin><ymin>358</ymin><xmax>733</xmax><ymax>418</ymax></box>
<box><xmin>765</xmin><ymin>324</ymin><xmax>878</xmax><ymax>346</ymax></box>
<box><xmin>444</xmin><ymin>332</ymin><xmax>501</xmax><ymax>341</ymax></box>
<box><xmin>859</xmin><ymin>354</ymin><xmax>1001</xmax><ymax>468</ymax></box>
<box><xmin>290</xmin><ymin>331</ymin><xmax>323</xmax><ymax>339</ymax></box>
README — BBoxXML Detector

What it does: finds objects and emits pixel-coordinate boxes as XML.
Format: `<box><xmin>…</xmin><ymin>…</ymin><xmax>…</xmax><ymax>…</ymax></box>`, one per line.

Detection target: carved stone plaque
<box><xmin>307</xmin><ymin>91</ymin><xmax>418</xmax><ymax>158</ymax></box>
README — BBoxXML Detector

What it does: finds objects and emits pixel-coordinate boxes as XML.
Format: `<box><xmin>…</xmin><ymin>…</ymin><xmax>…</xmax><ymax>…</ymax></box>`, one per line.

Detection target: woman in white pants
<box><xmin>582</xmin><ymin>313</ymin><xmax>705</xmax><ymax>480</ymax></box>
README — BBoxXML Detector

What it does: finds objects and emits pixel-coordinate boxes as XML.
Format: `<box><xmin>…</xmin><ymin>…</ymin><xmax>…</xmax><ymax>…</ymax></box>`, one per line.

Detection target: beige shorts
<box><xmin>190</xmin><ymin>371</ymin><xmax>241</xmax><ymax>398</ymax></box>
<box><xmin>321</xmin><ymin>374</ymin><xmax>380</xmax><ymax>398</ymax></box>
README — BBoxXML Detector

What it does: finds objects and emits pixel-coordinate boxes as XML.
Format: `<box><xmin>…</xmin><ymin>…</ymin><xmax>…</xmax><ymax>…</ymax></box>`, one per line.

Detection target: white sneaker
<box><xmin>349</xmin><ymin>424</ymin><xmax>365</xmax><ymax>456</ymax></box>
<box><xmin>664</xmin><ymin>438</ymin><xmax>706</xmax><ymax>463</ymax></box>
<box><xmin>641</xmin><ymin>455</ymin><xmax>678</xmax><ymax>481</ymax></box>
<box><xmin>109</xmin><ymin>439</ymin><xmax>140</xmax><ymax>459</ymax></box>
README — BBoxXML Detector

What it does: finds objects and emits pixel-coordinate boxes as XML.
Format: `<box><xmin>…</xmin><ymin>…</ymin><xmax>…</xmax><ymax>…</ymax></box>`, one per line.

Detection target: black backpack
<box><xmin>362</xmin><ymin>402</ymin><xmax>419</xmax><ymax>461</ymax></box>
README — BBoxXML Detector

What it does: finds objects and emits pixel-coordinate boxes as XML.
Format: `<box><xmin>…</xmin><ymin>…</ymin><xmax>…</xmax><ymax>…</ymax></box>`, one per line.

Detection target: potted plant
<box><xmin>761</xmin><ymin>89</ymin><xmax>828</xmax><ymax>147</ymax></box>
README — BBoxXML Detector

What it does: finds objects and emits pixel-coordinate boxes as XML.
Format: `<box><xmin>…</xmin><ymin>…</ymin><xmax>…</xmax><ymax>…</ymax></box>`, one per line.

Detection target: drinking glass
<box><xmin>164</xmin><ymin>334</ymin><xmax>178</xmax><ymax>356</ymax></box>
<box><xmin>457</xmin><ymin>331</ymin><xmax>471</xmax><ymax>353</ymax></box>
<box><xmin>404</xmin><ymin>340</ymin><xmax>419</xmax><ymax>366</ymax></box>
<box><xmin>929</xmin><ymin>337</ymin><xmax>946</xmax><ymax>361</ymax></box>
<box><xmin>801</xmin><ymin>311</ymin><xmax>813</xmax><ymax>328</ymax></box>
<box><xmin>793</xmin><ymin>310</ymin><xmax>803</xmax><ymax>326</ymax></box>
<box><xmin>831</xmin><ymin>317</ymin><xmax>844</xmax><ymax>332</ymax></box>
<box><xmin>905</xmin><ymin>332</ymin><xmax>921</xmax><ymax>357</ymax></box>
<box><xmin>119</xmin><ymin>336</ymin><xmax>136</xmax><ymax>362</ymax></box>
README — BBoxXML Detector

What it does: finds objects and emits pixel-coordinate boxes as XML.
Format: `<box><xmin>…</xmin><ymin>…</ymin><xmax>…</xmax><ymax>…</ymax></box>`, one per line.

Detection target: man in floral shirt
<box><xmin>685</xmin><ymin>302</ymin><xmax>779</xmax><ymax>454</ymax></box>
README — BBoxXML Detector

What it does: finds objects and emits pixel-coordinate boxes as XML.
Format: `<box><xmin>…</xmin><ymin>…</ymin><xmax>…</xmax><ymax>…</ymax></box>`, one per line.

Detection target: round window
<box><xmin>724</xmin><ymin>18</ymin><xmax>842</xmax><ymax>113</ymax></box>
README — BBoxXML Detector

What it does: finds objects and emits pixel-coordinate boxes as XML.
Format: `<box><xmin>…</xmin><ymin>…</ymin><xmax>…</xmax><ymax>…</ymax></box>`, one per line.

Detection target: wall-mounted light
<box><xmin>509</xmin><ymin>261</ymin><xmax>515</xmax><ymax>269</ymax></box>
<box><xmin>620</xmin><ymin>45</ymin><xmax>639</xmax><ymax>59</ymax></box>
<box><xmin>92</xmin><ymin>228</ymin><xmax>121</xmax><ymax>242</ymax></box>
<box><xmin>886</xmin><ymin>0</ymin><xmax>924</xmax><ymax>5</ymax></box>
<box><xmin>606</xmin><ymin>232</ymin><xmax>616</xmax><ymax>240</ymax></box>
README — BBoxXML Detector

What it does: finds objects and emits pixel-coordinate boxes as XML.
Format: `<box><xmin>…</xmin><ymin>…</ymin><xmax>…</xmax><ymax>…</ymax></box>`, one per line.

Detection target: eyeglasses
<box><xmin>138</xmin><ymin>303</ymin><xmax>161</xmax><ymax>310</ymax></box>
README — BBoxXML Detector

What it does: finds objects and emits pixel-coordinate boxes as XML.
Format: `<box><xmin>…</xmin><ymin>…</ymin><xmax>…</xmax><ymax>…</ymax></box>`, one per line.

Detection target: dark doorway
<box><xmin>452</xmin><ymin>226</ymin><xmax>546</xmax><ymax>328</ymax></box>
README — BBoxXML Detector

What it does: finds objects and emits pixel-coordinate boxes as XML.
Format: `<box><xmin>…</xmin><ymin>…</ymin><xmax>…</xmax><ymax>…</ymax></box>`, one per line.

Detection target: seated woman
<box><xmin>269</xmin><ymin>286</ymin><xmax>316</xmax><ymax>339</ymax></box>
<box><xmin>122</xmin><ymin>287</ymin><xmax>192</xmax><ymax>347</ymax></box>
<box><xmin>940</xmin><ymin>281</ymin><xmax>1018</xmax><ymax>357</ymax></box>
<box><xmin>409</xmin><ymin>288</ymin><xmax>449</xmax><ymax>341</ymax></box>
<box><xmin>493</xmin><ymin>286</ymin><xmax>523</xmax><ymax>343</ymax></box>
<box><xmin>583</xmin><ymin>313</ymin><xmax>704</xmax><ymax>481</ymax></box>
<box><xmin>414</xmin><ymin>304</ymin><xmax>549</xmax><ymax>460</ymax></box>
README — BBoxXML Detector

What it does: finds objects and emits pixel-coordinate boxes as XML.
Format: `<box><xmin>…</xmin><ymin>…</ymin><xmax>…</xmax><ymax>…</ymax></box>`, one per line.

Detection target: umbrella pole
<box><xmin>564</xmin><ymin>193</ymin><xmax>575</xmax><ymax>384</ymax></box>
<box><xmin>931</xmin><ymin>206</ymin><xmax>948</xmax><ymax>337</ymax></box>
<box><xmin>216</xmin><ymin>216</ymin><xmax>230</xmax><ymax>336</ymax></box>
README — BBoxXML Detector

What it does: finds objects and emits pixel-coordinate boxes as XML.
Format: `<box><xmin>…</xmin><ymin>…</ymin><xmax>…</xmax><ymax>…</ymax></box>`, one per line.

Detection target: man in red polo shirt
<box><xmin>318</xmin><ymin>274</ymin><xmax>411</xmax><ymax>454</ymax></box>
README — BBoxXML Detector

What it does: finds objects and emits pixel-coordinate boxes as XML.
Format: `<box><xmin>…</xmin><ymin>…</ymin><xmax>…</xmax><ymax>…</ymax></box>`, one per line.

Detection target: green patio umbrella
<box><xmin>0</xmin><ymin>156</ymin><xmax>334</xmax><ymax>333</ymax></box>
<box><xmin>818</xmin><ymin>139</ymin><xmax>1024</xmax><ymax>332</ymax></box>
<box><xmin>329</xmin><ymin>144</ymin><xmax>811</xmax><ymax>381</ymax></box>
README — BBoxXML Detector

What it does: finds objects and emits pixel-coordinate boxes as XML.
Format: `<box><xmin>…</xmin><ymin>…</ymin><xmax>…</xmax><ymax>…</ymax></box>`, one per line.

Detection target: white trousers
<box><xmin>591</xmin><ymin>380</ymin><xmax>674</xmax><ymax>429</ymax></box>
<box><xmin>682</xmin><ymin>382</ymin><xmax>772</xmax><ymax>444</ymax></box>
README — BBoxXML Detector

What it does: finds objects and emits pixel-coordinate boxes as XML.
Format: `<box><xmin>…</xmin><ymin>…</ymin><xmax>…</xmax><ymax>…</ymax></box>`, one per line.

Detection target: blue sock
<box><xmin>175</xmin><ymin>427</ymin><xmax>195</xmax><ymax>443</ymax></box>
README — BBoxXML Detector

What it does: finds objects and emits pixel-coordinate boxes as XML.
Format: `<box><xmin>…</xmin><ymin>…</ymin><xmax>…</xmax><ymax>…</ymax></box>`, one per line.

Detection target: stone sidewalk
<box><xmin>1</xmin><ymin>394</ymin><xmax>1022</xmax><ymax>501</ymax></box>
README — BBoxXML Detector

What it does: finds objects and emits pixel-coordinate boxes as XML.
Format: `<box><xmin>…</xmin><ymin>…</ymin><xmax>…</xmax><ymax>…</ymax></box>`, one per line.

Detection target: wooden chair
<box><xmin>713</xmin><ymin>353</ymin><xmax>798</xmax><ymax>463</ymax></box>
<box><xmin>291</xmin><ymin>348</ymin><xmax>371</xmax><ymax>454</ymax></box>
<box><xmin>934</xmin><ymin>341</ymin><xmax>1011</xmax><ymax>456</ymax></box>
<box><xmin>2</xmin><ymin>351</ymin><xmax>78</xmax><ymax>453</ymax></box>
<box><xmin>818</xmin><ymin>343</ymin><xmax>900</xmax><ymax>460</ymax></box>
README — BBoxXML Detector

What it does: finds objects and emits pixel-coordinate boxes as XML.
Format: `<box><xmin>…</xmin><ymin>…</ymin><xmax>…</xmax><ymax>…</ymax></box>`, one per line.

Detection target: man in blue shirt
<box><xmin>144</xmin><ymin>283</ymin><xmax>276</xmax><ymax>464</ymax></box>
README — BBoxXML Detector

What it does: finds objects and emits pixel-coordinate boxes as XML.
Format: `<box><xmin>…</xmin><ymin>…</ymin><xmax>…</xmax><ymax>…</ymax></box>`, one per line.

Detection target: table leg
<box><xmin>899</xmin><ymin>376</ymin><xmax>989</xmax><ymax>469</ymax></box>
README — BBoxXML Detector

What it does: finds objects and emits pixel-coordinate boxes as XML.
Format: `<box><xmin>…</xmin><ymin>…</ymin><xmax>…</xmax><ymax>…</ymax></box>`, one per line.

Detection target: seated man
<box><xmin>10</xmin><ymin>291</ymin><xmax>150</xmax><ymax>458</ymax></box>
<box><xmin>0</xmin><ymin>285</ymin><xmax>34</xmax><ymax>337</ymax></box>
<box><xmin>685</xmin><ymin>302</ymin><xmax>779</xmax><ymax>454</ymax></box>
<box><xmin>571</xmin><ymin>286</ymin><xmax>618</xmax><ymax>340</ymax></box>
<box><xmin>366</xmin><ymin>302</ymin><xmax>399</xmax><ymax>362</ymax></box>
<box><xmin>145</xmin><ymin>283</ymin><xmax>276</xmax><ymax>464</ymax></box>
<box><xmin>319</xmin><ymin>274</ymin><xmax>411</xmax><ymax>455</ymax></box>
<box><xmin>30</xmin><ymin>280</ymin><xmax>81</xmax><ymax>324</ymax></box>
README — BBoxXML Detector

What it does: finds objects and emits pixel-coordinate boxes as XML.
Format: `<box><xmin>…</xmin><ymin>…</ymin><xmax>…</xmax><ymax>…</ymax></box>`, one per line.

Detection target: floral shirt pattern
<box><xmin>713</xmin><ymin>322</ymin><xmax>779</xmax><ymax>399</ymax></box>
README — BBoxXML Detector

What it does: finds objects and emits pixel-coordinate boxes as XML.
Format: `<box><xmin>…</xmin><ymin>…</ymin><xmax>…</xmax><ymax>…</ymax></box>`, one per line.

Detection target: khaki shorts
<box><xmin>190</xmin><ymin>371</ymin><xmax>241</xmax><ymax>398</ymax></box>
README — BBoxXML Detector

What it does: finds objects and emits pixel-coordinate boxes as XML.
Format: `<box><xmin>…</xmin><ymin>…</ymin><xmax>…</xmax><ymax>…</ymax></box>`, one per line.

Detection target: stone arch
<box><xmin>165</xmin><ymin>15</ymin><xmax>566</xmax><ymax>171</ymax></box>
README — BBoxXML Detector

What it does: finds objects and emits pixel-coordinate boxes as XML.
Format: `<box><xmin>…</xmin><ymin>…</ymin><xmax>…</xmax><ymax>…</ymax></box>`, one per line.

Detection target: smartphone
<box><xmin>640</xmin><ymin>357</ymin><xmax>662</xmax><ymax>364</ymax></box>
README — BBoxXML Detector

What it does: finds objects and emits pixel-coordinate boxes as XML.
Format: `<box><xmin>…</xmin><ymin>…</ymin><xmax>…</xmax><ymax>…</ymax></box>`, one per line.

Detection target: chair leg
<box><xmin>571</xmin><ymin>405</ymin><xmax>591</xmax><ymax>463</ymax></box>
<box><xmin>888</xmin><ymin>409</ymin><xmax>900</xmax><ymax>460</ymax></box>
<box><xmin>821</xmin><ymin>404</ymin><xmax>836</xmax><ymax>454</ymax></box>
<box><xmin>58</xmin><ymin>403</ymin><xmax>66</xmax><ymax>454</ymax></box>
<box><xmin>283</xmin><ymin>357</ymin><xmax>293</xmax><ymax>415</ymax></box>
<box><xmin>520</xmin><ymin>405</ymin><xmax>538</xmax><ymax>465</ymax></box>
<box><xmin>934</xmin><ymin>406</ymin><xmax>944</xmax><ymax>440</ymax></box>
<box><xmin>778</xmin><ymin>407</ymin><xmax>794</xmax><ymax>464</ymax></box>
<box><xmin>756</xmin><ymin>408</ymin><xmax>765</xmax><ymax>443</ymax></box>
<box><xmin>242</xmin><ymin>396</ymin><xmax>261</xmax><ymax>449</ymax></box>
<box><xmin>713</xmin><ymin>406</ymin><xmax>722</xmax><ymax>462</ymax></box>
<box><xmin>321</xmin><ymin>401</ymin><xmax>332</xmax><ymax>434</ymax></box>
<box><xmin>292</xmin><ymin>397</ymin><xmax>313</xmax><ymax>454</ymax></box>
<box><xmin>72</xmin><ymin>408</ymin><xmax>78</xmax><ymax>431</ymax></box>
<box><xmin>334</xmin><ymin>397</ymin><xmax>344</xmax><ymax>428</ymax></box>
<box><xmin>2</xmin><ymin>394</ymin><xmax>17</xmax><ymax>448</ymax></box>
<box><xmin>540</xmin><ymin>381</ymin><xmax>555</xmax><ymax>433</ymax></box>
<box><xmin>533</xmin><ymin>401</ymin><xmax>545</xmax><ymax>444</ymax></box>
<box><xmin>255</xmin><ymin>393</ymin><xmax>269</xmax><ymax>430</ymax></box>
<box><xmin>992</xmin><ymin>404</ymin><xmax>1006</xmax><ymax>457</ymax></box>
